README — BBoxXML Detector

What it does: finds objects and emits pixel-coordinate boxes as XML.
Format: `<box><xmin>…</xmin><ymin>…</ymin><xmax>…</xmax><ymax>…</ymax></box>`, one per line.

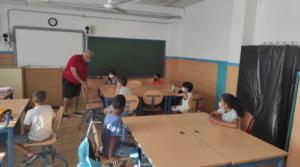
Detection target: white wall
<box><xmin>227</xmin><ymin>0</ymin><xmax>245</xmax><ymax>63</ymax></box>
<box><xmin>253</xmin><ymin>0</ymin><xmax>300</xmax><ymax>44</ymax></box>
<box><xmin>0</xmin><ymin>3</ymin><xmax>182</xmax><ymax>57</ymax></box>
<box><xmin>178</xmin><ymin>0</ymin><xmax>234</xmax><ymax>61</ymax></box>
<box><xmin>242</xmin><ymin>0</ymin><xmax>259</xmax><ymax>45</ymax></box>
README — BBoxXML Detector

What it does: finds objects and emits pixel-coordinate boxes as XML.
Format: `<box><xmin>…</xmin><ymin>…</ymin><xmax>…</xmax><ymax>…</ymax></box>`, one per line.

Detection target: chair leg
<box><xmin>42</xmin><ymin>146</ymin><xmax>51</xmax><ymax>166</ymax></box>
<box><xmin>49</xmin><ymin>152</ymin><xmax>69</xmax><ymax>167</ymax></box>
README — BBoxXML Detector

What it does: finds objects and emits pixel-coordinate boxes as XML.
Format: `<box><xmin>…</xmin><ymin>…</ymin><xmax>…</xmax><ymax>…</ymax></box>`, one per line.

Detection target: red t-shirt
<box><xmin>63</xmin><ymin>55</ymin><xmax>88</xmax><ymax>85</ymax></box>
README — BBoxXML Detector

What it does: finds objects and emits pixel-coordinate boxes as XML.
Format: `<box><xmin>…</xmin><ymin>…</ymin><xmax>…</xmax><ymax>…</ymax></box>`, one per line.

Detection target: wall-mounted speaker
<box><xmin>85</xmin><ymin>26</ymin><xmax>93</xmax><ymax>35</ymax></box>
<box><xmin>2</xmin><ymin>33</ymin><xmax>9</xmax><ymax>43</ymax></box>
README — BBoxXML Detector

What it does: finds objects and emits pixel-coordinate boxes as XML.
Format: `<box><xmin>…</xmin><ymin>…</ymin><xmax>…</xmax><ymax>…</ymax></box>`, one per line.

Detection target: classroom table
<box><xmin>0</xmin><ymin>90</ymin><xmax>13</xmax><ymax>99</ymax></box>
<box><xmin>0</xmin><ymin>99</ymin><xmax>30</xmax><ymax>167</ymax></box>
<box><xmin>96</xmin><ymin>80</ymin><xmax>179</xmax><ymax>113</ymax></box>
<box><xmin>123</xmin><ymin>113</ymin><xmax>287</xmax><ymax>167</ymax></box>
<box><xmin>124</xmin><ymin>115</ymin><xmax>231</xmax><ymax>167</ymax></box>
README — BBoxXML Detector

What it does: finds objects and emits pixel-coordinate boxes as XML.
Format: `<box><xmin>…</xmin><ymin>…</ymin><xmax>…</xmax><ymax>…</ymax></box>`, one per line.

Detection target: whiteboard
<box><xmin>15</xmin><ymin>28</ymin><xmax>84</xmax><ymax>67</ymax></box>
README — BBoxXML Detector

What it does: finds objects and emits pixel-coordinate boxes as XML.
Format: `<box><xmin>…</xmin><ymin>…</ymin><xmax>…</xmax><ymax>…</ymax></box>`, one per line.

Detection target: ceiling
<box><xmin>4</xmin><ymin>0</ymin><xmax>205</xmax><ymax>8</ymax></box>
<box><xmin>1</xmin><ymin>0</ymin><xmax>205</xmax><ymax>20</ymax></box>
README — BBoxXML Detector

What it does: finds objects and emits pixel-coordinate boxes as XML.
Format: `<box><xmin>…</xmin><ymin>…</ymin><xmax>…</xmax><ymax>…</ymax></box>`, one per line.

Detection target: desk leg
<box><xmin>138</xmin><ymin>97</ymin><xmax>143</xmax><ymax>116</ymax></box>
<box><xmin>164</xmin><ymin>96</ymin><xmax>168</xmax><ymax>114</ymax></box>
<box><xmin>168</xmin><ymin>96</ymin><xmax>172</xmax><ymax>114</ymax></box>
<box><xmin>277</xmin><ymin>157</ymin><xmax>285</xmax><ymax>167</ymax></box>
<box><xmin>7</xmin><ymin>128</ymin><xmax>14</xmax><ymax>167</ymax></box>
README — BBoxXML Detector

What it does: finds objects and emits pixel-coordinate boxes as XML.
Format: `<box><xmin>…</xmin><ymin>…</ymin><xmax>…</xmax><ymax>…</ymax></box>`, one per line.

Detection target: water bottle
<box><xmin>171</xmin><ymin>83</ymin><xmax>175</xmax><ymax>92</ymax></box>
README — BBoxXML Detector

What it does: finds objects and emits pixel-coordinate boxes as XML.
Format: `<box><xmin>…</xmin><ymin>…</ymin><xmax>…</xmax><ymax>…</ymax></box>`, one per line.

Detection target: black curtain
<box><xmin>237</xmin><ymin>45</ymin><xmax>300</xmax><ymax>149</ymax></box>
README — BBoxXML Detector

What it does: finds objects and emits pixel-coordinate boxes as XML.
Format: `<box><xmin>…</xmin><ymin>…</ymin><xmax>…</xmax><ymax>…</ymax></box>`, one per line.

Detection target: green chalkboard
<box><xmin>87</xmin><ymin>36</ymin><xmax>165</xmax><ymax>77</ymax></box>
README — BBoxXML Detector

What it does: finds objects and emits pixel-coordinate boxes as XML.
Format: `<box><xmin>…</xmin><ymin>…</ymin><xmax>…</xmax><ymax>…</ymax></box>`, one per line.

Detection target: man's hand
<box><xmin>81</xmin><ymin>81</ymin><xmax>88</xmax><ymax>89</ymax></box>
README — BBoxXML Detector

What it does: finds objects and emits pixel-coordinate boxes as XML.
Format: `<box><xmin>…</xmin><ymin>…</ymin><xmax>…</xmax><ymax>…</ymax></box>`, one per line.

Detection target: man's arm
<box><xmin>70</xmin><ymin>67</ymin><xmax>87</xmax><ymax>88</ymax></box>
<box><xmin>108</xmin><ymin>135</ymin><xmax>119</xmax><ymax>165</ymax></box>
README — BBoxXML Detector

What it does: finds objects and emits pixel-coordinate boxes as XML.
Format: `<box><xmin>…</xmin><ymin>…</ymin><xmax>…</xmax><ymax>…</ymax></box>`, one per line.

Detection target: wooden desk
<box><xmin>98</xmin><ymin>82</ymin><xmax>176</xmax><ymax>98</ymax></box>
<box><xmin>124</xmin><ymin>115</ymin><xmax>230</xmax><ymax>167</ymax></box>
<box><xmin>170</xmin><ymin>113</ymin><xmax>287</xmax><ymax>166</ymax></box>
<box><xmin>124</xmin><ymin>113</ymin><xmax>287</xmax><ymax>167</ymax></box>
<box><xmin>0</xmin><ymin>90</ymin><xmax>13</xmax><ymax>99</ymax></box>
<box><xmin>0</xmin><ymin>99</ymin><xmax>30</xmax><ymax>167</ymax></box>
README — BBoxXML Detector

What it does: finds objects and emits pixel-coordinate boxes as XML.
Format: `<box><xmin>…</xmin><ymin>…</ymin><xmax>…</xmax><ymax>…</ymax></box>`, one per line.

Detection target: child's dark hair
<box><xmin>109</xmin><ymin>70</ymin><xmax>116</xmax><ymax>75</ymax></box>
<box><xmin>118</xmin><ymin>76</ymin><xmax>127</xmax><ymax>86</ymax></box>
<box><xmin>155</xmin><ymin>73</ymin><xmax>161</xmax><ymax>78</ymax></box>
<box><xmin>221</xmin><ymin>93</ymin><xmax>245</xmax><ymax>117</ymax></box>
<box><xmin>182</xmin><ymin>82</ymin><xmax>193</xmax><ymax>92</ymax></box>
<box><xmin>112</xmin><ymin>95</ymin><xmax>126</xmax><ymax>110</ymax></box>
<box><xmin>33</xmin><ymin>90</ymin><xmax>47</xmax><ymax>103</ymax></box>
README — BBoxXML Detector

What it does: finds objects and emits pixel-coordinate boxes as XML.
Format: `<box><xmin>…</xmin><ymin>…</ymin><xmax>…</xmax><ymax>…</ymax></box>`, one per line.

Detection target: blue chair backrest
<box><xmin>77</xmin><ymin>137</ymin><xmax>101</xmax><ymax>167</ymax></box>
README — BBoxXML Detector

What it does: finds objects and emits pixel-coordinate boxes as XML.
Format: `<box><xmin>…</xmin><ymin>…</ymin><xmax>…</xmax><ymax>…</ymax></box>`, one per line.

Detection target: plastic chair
<box><xmin>127</xmin><ymin>80</ymin><xmax>142</xmax><ymax>89</ymax></box>
<box><xmin>23</xmin><ymin>106</ymin><xmax>69</xmax><ymax>167</ymax></box>
<box><xmin>188</xmin><ymin>94</ymin><xmax>204</xmax><ymax>112</ymax></box>
<box><xmin>124</xmin><ymin>95</ymin><xmax>140</xmax><ymax>116</ymax></box>
<box><xmin>77</xmin><ymin>121</ymin><xmax>132</xmax><ymax>167</ymax></box>
<box><xmin>143</xmin><ymin>90</ymin><xmax>164</xmax><ymax>114</ymax></box>
<box><xmin>80</xmin><ymin>87</ymin><xmax>104</xmax><ymax>129</ymax></box>
<box><xmin>241</xmin><ymin>111</ymin><xmax>255</xmax><ymax>133</ymax></box>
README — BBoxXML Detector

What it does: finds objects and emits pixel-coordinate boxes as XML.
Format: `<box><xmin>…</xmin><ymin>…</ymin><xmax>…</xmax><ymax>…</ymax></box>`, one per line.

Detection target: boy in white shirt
<box><xmin>115</xmin><ymin>76</ymin><xmax>132</xmax><ymax>96</ymax></box>
<box><xmin>13</xmin><ymin>90</ymin><xmax>56</xmax><ymax>165</ymax></box>
<box><xmin>171</xmin><ymin>82</ymin><xmax>193</xmax><ymax>113</ymax></box>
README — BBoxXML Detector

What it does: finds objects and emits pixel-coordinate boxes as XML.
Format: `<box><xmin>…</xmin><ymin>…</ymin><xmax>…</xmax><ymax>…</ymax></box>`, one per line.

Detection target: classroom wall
<box><xmin>0</xmin><ymin>67</ymin><xmax>24</xmax><ymax>98</ymax></box>
<box><xmin>245</xmin><ymin>0</ymin><xmax>300</xmax><ymax>44</ymax></box>
<box><xmin>165</xmin><ymin>0</ymin><xmax>244</xmax><ymax>111</ymax></box>
<box><xmin>225</xmin><ymin>65</ymin><xmax>239</xmax><ymax>95</ymax></box>
<box><xmin>0</xmin><ymin>3</ymin><xmax>182</xmax><ymax>56</ymax></box>
<box><xmin>178</xmin><ymin>0</ymin><xmax>233</xmax><ymax>61</ymax></box>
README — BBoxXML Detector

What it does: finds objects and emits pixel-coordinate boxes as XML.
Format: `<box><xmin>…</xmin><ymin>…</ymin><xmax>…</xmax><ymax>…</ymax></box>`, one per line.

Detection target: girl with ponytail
<box><xmin>209</xmin><ymin>93</ymin><xmax>245</xmax><ymax>128</ymax></box>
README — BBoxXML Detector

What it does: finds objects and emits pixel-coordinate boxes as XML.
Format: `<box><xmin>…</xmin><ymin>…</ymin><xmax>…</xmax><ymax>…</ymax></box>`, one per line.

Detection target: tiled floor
<box><xmin>1</xmin><ymin>114</ymin><xmax>86</xmax><ymax>167</ymax></box>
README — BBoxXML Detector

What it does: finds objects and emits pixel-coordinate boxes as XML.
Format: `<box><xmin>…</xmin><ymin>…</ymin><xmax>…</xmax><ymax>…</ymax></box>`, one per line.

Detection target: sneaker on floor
<box><xmin>63</xmin><ymin>114</ymin><xmax>70</xmax><ymax>119</ymax></box>
<box><xmin>73</xmin><ymin>111</ymin><xmax>83</xmax><ymax>116</ymax></box>
<box><xmin>21</xmin><ymin>154</ymin><xmax>38</xmax><ymax>166</ymax></box>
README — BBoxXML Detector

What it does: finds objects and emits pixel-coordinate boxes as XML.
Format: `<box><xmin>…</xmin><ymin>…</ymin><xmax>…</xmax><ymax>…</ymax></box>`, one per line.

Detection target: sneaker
<box><xmin>73</xmin><ymin>111</ymin><xmax>83</xmax><ymax>116</ymax></box>
<box><xmin>63</xmin><ymin>114</ymin><xmax>70</xmax><ymax>119</ymax></box>
<box><xmin>21</xmin><ymin>154</ymin><xmax>38</xmax><ymax>166</ymax></box>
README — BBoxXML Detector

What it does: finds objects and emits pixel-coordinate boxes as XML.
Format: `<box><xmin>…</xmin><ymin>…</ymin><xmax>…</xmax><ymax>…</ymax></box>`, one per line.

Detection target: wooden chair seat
<box><xmin>23</xmin><ymin>134</ymin><xmax>57</xmax><ymax>147</ymax></box>
<box><xmin>85</xmin><ymin>102</ymin><xmax>103</xmax><ymax>110</ymax></box>
<box><xmin>127</xmin><ymin>80</ymin><xmax>142</xmax><ymax>89</ymax></box>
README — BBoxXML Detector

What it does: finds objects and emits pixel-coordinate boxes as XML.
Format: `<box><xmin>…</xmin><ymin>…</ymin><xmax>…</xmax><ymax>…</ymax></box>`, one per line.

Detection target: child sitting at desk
<box><xmin>171</xmin><ymin>82</ymin><xmax>193</xmax><ymax>113</ymax></box>
<box><xmin>13</xmin><ymin>90</ymin><xmax>56</xmax><ymax>165</ymax></box>
<box><xmin>209</xmin><ymin>93</ymin><xmax>245</xmax><ymax>129</ymax></box>
<box><xmin>104</xmin><ymin>70</ymin><xmax>118</xmax><ymax>85</ymax></box>
<box><xmin>152</xmin><ymin>73</ymin><xmax>163</xmax><ymax>85</ymax></box>
<box><xmin>115</xmin><ymin>76</ymin><xmax>132</xmax><ymax>96</ymax></box>
<box><xmin>102</xmin><ymin>95</ymin><xmax>139</xmax><ymax>166</ymax></box>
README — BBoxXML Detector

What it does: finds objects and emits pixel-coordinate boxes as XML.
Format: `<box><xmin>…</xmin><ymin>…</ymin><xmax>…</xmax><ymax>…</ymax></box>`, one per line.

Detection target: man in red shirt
<box><xmin>63</xmin><ymin>51</ymin><xmax>93</xmax><ymax>117</ymax></box>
